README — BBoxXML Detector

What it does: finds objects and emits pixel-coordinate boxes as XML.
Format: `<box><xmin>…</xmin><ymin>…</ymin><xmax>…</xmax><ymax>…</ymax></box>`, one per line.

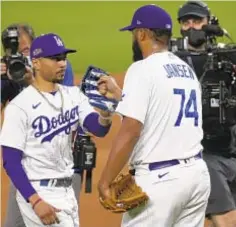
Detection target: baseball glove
<box><xmin>99</xmin><ymin>174</ymin><xmax>149</xmax><ymax>213</ymax></box>
<box><xmin>80</xmin><ymin>65</ymin><xmax>118</xmax><ymax>113</ymax></box>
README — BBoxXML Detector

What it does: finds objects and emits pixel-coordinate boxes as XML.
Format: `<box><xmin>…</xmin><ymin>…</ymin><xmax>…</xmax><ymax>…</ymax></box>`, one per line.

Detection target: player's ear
<box><xmin>137</xmin><ymin>28</ymin><xmax>147</xmax><ymax>42</ymax></box>
<box><xmin>132</xmin><ymin>28</ymin><xmax>144</xmax><ymax>42</ymax></box>
<box><xmin>31</xmin><ymin>58</ymin><xmax>40</xmax><ymax>71</ymax></box>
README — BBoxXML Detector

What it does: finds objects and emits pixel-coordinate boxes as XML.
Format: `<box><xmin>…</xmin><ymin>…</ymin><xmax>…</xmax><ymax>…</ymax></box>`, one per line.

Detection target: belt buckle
<box><xmin>62</xmin><ymin>178</ymin><xmax>69</xmax><ymax>187</ymax></box>
<box><xmin>58</xmin><ymin>177</ymin><xmax>71</xmax><ymax>187</ymax></box>
<box><xmin>55</xmin><ymin>178</ymin><xmax>63</xmax><ymax>187</ymax></box>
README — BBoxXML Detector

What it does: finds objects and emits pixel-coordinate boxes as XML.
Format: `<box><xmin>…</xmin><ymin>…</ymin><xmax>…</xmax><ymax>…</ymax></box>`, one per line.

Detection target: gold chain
<box><xmin>32</xmin><ymin>84</ymin><xmax>64</xmax><ymax>112</ymax></box>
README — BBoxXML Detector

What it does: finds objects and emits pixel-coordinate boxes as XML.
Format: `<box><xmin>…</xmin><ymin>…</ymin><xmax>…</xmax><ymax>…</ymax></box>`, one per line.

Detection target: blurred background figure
<box><xmin>174</xmin><ymin>1</ymin><xmax>236</xmax><ymax>226</ymax></box>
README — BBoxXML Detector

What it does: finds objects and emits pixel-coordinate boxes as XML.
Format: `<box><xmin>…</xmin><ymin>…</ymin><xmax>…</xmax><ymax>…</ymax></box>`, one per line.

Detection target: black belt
<box><xmin>130</xmin><ymin>152</ymin><xmax>202</xmax><ymax>176</ymax></box>
<box><xmin>40</xmin><ymin>177</ymin><xmax>72</xmax><ymax>187</ymax></box>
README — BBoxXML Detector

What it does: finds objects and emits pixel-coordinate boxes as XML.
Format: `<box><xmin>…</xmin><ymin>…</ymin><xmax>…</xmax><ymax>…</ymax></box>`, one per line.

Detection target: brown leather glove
<box><xmin>99</xmin><ymin>174</ymin><xmax>149</xmax><ymax>213</ymax></box>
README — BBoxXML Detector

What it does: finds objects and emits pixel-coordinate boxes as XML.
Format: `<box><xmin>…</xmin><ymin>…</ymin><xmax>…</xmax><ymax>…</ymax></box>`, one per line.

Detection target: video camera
<box><xmin>1</xmin><ymin>26</ymin><xmax>30</xmax><ymax>83</ymax></box>
<box><xmin>199</xmin><ymin>24</ymin><xmax>236</xmax><ymax>126</ymax></box>
<box><xmin>170</xmin><ymin>19</ymin><xmax>236</xmax><ymax>126</ymax></box>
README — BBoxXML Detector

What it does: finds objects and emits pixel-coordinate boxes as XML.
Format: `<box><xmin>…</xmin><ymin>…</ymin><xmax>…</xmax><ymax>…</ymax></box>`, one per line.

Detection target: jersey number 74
<box><xmin>173</xmin><ymin>88</ymin><xmax>199</xmax><ymax>127</ymax></box>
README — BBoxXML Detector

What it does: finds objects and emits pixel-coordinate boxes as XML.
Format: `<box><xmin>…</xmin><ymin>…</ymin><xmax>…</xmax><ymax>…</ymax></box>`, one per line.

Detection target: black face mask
<box><xmin>132</xmin><ymin>39</ymin><xmax>143</xmax><ymax>62</ymax></box>
<box><xmin>181</xmin><ymin>28</ymin><xmax>206</xmax><ymax>48</ymax></box>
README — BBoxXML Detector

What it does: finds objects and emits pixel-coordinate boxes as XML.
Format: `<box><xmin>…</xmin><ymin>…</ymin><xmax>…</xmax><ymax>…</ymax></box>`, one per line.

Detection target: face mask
<box><xmin>181</xmin><ymin>28</ymin><xmax>206</xmax><ymax>48</ymax></box>
<box><xmin>132</xmin><ymin>39</ymin><xmax>143</xmax><ymax>62</ymax></box>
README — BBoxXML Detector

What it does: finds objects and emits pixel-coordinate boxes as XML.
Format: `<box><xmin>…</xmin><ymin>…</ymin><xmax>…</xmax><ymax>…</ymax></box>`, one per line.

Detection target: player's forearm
<box><xmin>98</xmin><ymin>110</ymin><xmax>112</xmax><ymax>126</ymax></box>
<box><xmin>112</xmin><ymin>87</ymin><xmax>122</xmax><ymax>101</ymax></box>
<box><xmin>28</xmin><ymin>193</ymin><xmax>42</xmax><ymax>206</ymax></box>
<box><xmin>2</xmin><ymin>146</ymin><xmax>37</xmax><ymax>202</ymax></box>
<box><xmin>98</xmin><ymin>115</ymin><xmax>112</xmax><ymax>126</ymax></box>
<box><xmin>1</xmin><ymin>103</ymin><xmax>5</xmax><ymax>112</ymax></box>
<box><xmin>83</xmin><ymin>112</ymin><xmax>112</xmax><ymax>137</ymax></box>
<box><xmin>99</xmin><ymin>121</ymin><xmax>140</xmax><ymax>185</ymax></box>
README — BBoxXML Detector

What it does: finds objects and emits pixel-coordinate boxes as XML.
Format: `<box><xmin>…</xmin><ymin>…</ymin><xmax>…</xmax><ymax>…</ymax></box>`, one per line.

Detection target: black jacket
<box><xmin>1</xmin><ymin>75</ymin><xmax>25</xmax><ymax>106</ymax></box>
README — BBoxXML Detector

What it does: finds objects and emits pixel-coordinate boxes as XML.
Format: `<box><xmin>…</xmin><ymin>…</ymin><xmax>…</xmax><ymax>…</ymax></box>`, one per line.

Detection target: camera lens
<box><xmin>8</xmin><ymin>59</ymin><xmax>26</xmax><ymax>82</ymax></box>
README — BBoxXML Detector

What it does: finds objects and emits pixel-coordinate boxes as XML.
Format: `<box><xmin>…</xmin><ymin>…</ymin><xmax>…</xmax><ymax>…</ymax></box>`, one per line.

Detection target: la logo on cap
<box><xmin>53</xmin><ymin>36</ymin><xmax>63</xmax><ymax>47</ymax></box>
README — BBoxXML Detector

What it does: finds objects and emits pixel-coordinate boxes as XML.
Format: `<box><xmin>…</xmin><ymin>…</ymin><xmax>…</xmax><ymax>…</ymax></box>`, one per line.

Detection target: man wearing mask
<box><xmin>1</xmin><ymin>23</ymin><xmax>80</xmax><ymax>227</ymax></box>
<box><xmin>177</xmin><ymin>1</ymin><xmax>236</xmax><ymax>227</ymax></box>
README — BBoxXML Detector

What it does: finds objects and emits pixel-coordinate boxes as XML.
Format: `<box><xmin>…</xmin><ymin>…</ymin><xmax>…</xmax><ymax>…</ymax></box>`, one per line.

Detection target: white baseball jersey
<box><xmin>0</xmin><ymin>84</ymin><xmax>94</xmax><ymax>180</ymax></box>
<box><xmin>116</xmin><ymin>51</ymin><xmax>203</xmax><ymax>165</ymax></box>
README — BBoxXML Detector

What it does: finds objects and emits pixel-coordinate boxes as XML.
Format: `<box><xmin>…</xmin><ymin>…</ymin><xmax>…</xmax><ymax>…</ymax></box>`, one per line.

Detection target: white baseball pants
<box><xmin>122</xmin><ymin>158</ymin><xmax>211</xmax><ymax>227</ymax></box>
<box><xmin>16</xmin><ymin>181</ymin><xmax>79</xmax><ymax>227</ymax></box>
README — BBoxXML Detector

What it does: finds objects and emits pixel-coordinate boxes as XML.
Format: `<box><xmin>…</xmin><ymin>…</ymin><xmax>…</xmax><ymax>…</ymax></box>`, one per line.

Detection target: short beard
<box><xmin>132</xmin><ymin>39</ymin><xmax>143</xmax><ymax>62</ymax></box>
<box><xmin>52</xmin><ymin>78</ymin><xmax>63</xmax><ymax>84</ymax></box>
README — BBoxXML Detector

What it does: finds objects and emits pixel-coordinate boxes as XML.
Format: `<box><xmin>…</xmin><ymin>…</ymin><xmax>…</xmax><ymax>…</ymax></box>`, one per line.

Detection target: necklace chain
<box><xmin>32</xmin><ymin>84</ymin><xmax>64</xmax><ymax>112</ymax></box>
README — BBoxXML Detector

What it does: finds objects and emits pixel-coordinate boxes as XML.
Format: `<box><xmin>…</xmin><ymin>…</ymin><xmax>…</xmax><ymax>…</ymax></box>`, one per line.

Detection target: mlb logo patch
<box><xmin>33</xmin><ymin>48</ymin><xmax>42</xmax><ymax>56</ymax></box>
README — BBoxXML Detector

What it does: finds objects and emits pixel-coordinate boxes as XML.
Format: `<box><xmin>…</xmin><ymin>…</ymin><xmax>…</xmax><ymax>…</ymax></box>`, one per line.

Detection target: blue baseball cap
<box><xmin>120</xmin><ymin>4</ymin><xmax>172</xmax><ymax>31</ymax></box>
<box><xmin>30</xmin><ymin>33</ymin><xmax>76</xmax><ymax>59</ymax></box>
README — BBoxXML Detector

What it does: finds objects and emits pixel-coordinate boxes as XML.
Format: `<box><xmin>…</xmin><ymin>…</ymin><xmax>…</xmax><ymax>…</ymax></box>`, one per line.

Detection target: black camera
<box><xmin>73</xmin><ymin>133</ymin><xmax>97</xmax><ymax>193</ymax></box>
<box><xmin>1</xmin><ymin>26</ymin><xmax>29</xmax><ymax>83</ymax></box>
<box><xmin>200</xmin><ymin>46</ymin><xmax>236</xmax><ymax>126</ymax></box>
<box><xmin>169</xmin><ymin>37</ymin><xmax>188</xmax><ymax>52</ymax></box>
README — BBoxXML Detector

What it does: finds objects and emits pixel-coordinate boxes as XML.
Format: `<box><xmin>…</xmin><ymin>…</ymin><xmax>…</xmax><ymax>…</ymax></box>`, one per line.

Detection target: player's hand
<box><xmin>0</xmin><ymin>62</ymin><xmax>7</xmax><ymax>76</ymax></box>
<box><xmin>98</xmin><ymin>76</ymin><xmax>122</xmax><ymax>101</ymax></box>
<box><xmin>34</xmin><ymin>200</ymin><xmax>61</xmax><ymax>225</ymax></box>
<box><xmin>98</xmin><ymin>181</ymin><xmax>112</xmax><ymax>201</ymax></box>
<box><xmin>29</xmin><ymin>194</ymin><xmax>61</xmax><ymax>225</ymax></box>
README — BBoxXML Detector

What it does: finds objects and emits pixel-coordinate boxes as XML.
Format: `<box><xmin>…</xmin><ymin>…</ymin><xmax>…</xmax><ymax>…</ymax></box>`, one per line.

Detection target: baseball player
<box><xmin>0</xmin><ymin>33</ymin><xmax>113</xmax><ymax>227</ymax></box>
<box><xmin>1</xmin><ymin>24</ymin><xmax>84</xmax><ymax>227</ymax></box>
<box><xmin>98</xmin><ymin>4</ymin><xmax>210</xmax><ymax>227</ymax></box>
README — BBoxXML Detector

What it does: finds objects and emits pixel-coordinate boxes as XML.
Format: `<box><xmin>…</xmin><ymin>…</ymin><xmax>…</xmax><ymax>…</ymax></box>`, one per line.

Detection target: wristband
<box><xmin>32</xmin><ymin>198</ymin><xmax>42</xmax><ymax>210</ymax></box>
<box><xmin>99</xmin><ymin>113</ymin><xmax>112</xmax><ymax>120</ymax></box>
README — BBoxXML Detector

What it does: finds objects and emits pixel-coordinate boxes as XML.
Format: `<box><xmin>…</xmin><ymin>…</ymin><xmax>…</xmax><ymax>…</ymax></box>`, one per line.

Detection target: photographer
<box><xmin>1</xmin><ymin>23</ymin><xmax>75</xmax><ymax>108</ymax></box>
<box><xmin>1</xmin><ymin>24</ymin><xmax>35</xmax><ymax>109</ymax></box>
<box><xmin>1</xmin><ymin>24</ymin><xmax>78</xmax><ymax>227</ymax></box>
<box><xmin>176</xmin><ymin>1</ymin><xmax>236</xmax><ymax>227</ymax></box>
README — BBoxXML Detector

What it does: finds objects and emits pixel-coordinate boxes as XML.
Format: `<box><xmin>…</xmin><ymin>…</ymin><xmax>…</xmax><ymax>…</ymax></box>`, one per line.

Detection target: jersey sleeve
<box><xmin>74</xmin><ymin>87</ymin><xmax>95</xmax><ymax>127</ymax></box>
<box><xmin>62</xmin><ymin>61</ymin><xmax>74</xmax><ymax>86</ymax></box>
<box><xmin>116</xmin><ymin>62</ymin><xmax>152</xmax><ymax>124</ymax></box>
<box><xmin>0</xmin><ymin>104</ymin><xmax>28</xmax><ymax>151</ymax></box>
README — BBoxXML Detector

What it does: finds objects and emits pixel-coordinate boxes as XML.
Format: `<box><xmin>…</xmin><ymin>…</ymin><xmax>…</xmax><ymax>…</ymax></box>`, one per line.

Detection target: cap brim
<box><xmin>179</xmin><ymin>12</ymin><xmax>207</xmax><ymax>20</ymax></box>
<box><xmin>46</xmin><ymin>48</ymin><xmax>77</xmax><ymax>57</ymax></box>
<box><xmin>119</xmin><ymin>25</ymin><xmax>135</xmax><ymax>31</ymax></box>
<box><xmin>63</xmin><ymin>48</ymin><xmax>77</xmax><ymax>54</ymax></box>
<box><xmin>31</xmin><ymin>48</ymin><xmax>77</xmax><ymax>59</ymax></box>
